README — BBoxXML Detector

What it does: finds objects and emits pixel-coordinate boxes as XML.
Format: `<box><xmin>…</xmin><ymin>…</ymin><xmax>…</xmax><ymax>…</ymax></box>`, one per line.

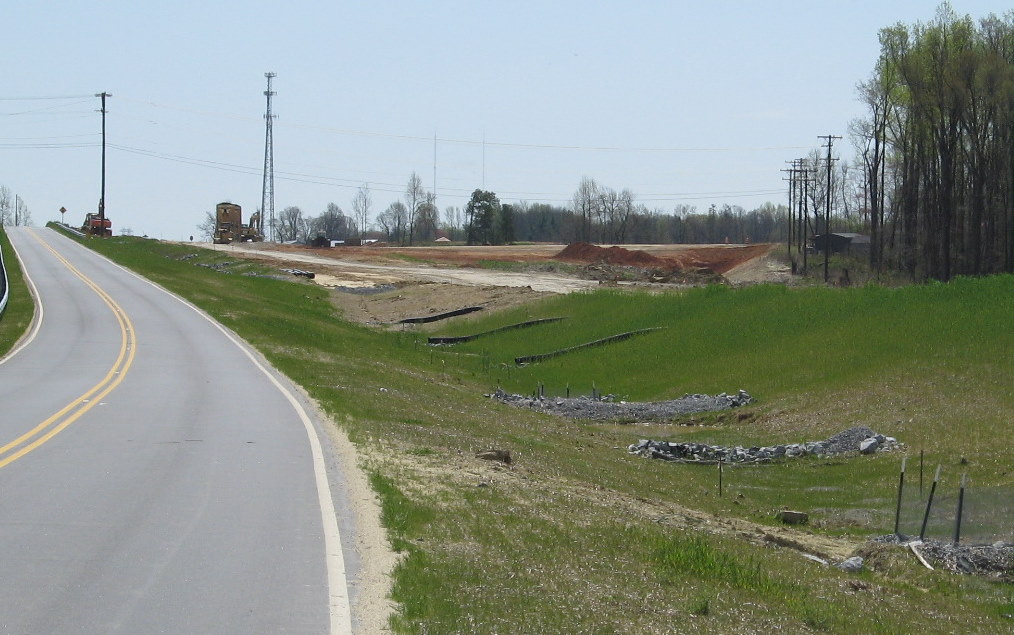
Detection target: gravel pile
<box><xmin>825</xmin><ymin>426</ymin><xmax>878</xmax><ymax>454</ymax></box>
<box><xmin>873</xmin><ymin>535</ymin><xmax>1013</xmax><ymax>579</ymax></box>
<box><xmin>628</xmin><ymin>425</ymin><xmax>901</xmax><ymax>464</ymax></box>
<box><xmin>489</xmin><ymin>389</ymin><xmax>752</xmax><ymax>421</ymax></box>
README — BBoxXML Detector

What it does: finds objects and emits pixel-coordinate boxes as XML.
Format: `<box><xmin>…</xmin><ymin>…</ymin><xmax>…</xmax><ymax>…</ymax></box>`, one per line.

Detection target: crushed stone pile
<box><xmin>489</xmin><ymin>389</ymin><xmax>752</xmax><ymax>421</ymax></box>
<box><xmin>873</xmin><ymin>535</ymin><xmax>1013</xmax><ymax>579</ymax></box>
<box><xmin>628</xmin><ymin>425</ymin><xmax>900</xmax><ymax>464</ymax></box>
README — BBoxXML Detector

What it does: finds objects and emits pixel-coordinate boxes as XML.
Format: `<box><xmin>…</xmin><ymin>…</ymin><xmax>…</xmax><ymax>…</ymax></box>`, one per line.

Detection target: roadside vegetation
<box><xmin>46</xmin><ymin>231</ymin><xmax>1014</xmax><ymax>632</ymax></box>
<box><xmin>0</xmin><ymin>227</ymin><xmax>33</xmax><ymax>357</ymax></box>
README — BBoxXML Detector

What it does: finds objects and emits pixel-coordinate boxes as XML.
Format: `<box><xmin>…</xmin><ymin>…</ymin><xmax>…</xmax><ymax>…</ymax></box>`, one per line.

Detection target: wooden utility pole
<box><xmin>781</xmin><ymin>163</ymin><xmax>795</xmax><ymax>259</ymax></box>
<box><xmin>96</xmin><ymin>92</ymin><xmax>110</xmax><ymax>225</ymax></box>
<box><xmin>819</xmin><ymin>135</ymin><xmax>841</xmax><ymax>283</ymax></box>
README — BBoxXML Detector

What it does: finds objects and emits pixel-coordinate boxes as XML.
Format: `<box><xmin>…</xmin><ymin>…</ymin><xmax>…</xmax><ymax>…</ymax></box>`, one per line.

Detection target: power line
<box><xmin>1</xmin><ymin>98</ymin><xmax>95</xmax><ymax>116</ymax></box>
<box><xmin>0</xmin><ymin>133</ymin><xmax>99</xmax><ymax>141</ymax></box>
<box><xmin>106</xmin><ymin>142</ymin><xmax>783</xmax><ymax>203</ymax></box>
<box><xmin>0</xmin><ymin>142</ymin><xmax>98</xmax><ymax>149</ymax></box>
<box><xmin>0</xmin><ymin>94</ymin><xmax>94</xmax><ymax>101</ymax></box>
<box><xmin>116</xmin><ymin>94</ymin><xmax>811</xmax><ymax>154</ymax></box>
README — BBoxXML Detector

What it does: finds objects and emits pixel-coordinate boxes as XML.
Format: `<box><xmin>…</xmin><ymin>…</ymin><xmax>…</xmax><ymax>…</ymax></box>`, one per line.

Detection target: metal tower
<box><xmin>261</xmin><ymin>72</ymin><xmax>276</xmax><ymax>241</ymax></box>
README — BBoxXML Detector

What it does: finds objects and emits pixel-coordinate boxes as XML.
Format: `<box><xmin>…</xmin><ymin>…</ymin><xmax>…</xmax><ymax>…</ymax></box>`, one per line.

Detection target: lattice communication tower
<box><xmin>261</xmin><ymin>72</ymin><xmax>277</xmax><ymax>241</ymax></box>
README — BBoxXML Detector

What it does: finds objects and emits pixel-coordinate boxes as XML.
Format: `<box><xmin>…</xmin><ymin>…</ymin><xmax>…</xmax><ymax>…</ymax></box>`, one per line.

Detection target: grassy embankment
<box><xmin>60</xmin><ymin>232</ymin><xmax>1014</xmax><ymax>632</ymax></box>
<box><xmin>0</xmin><ymin>227</ymin><xmax>34</xmax><ymax>356</ymax></box>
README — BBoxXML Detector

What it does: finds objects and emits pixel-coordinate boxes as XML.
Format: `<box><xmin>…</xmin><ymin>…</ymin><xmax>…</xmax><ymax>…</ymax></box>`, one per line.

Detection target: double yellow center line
<box><xmin>0</xmin><ymin>231</ymin><xmax>136</xmax><ymax>469</ymax></box>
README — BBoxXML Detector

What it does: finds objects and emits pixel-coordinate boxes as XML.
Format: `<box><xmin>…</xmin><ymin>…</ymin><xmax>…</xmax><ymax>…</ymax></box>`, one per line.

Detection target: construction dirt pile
<box><xmin>554</xmin><ymin>243</ymin><xmax>729</xmax><ymax>284</ymax></box>
<box><xmin>555</xmin><ymin>242</ymin><xmax>673</xmax><ymax>268</ymax></box>
<box><xmin>490</xmin><ymin>389</ymin><xmax>752</xmax><ymax>421</ymax></box>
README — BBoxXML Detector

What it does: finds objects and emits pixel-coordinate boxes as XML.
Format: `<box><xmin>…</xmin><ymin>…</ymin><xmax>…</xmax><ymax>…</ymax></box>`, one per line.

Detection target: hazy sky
<box><xmin>3</xmin><ymin>1</ymin><xmax>1010</xmax><ymax>240</ymax></box>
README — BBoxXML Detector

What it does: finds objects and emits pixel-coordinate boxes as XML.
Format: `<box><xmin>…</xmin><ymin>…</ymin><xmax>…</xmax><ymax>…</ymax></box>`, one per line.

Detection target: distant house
<box><xmin>434</xmin><ymin>236</ymin><xmax>452</xmax><ymax>243</ymax></box>
<box><xmin>811</xmin><ymin>233</ymin><xmax>870</xmax><ymax>255</ymax></box>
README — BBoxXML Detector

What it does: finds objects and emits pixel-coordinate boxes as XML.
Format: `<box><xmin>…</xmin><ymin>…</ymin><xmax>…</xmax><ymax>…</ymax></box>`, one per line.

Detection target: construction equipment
<box><xmin>81</xmin><ymin>212</ymin><xmax>112</xmax><ymax>237</ymax></box>
<box><xmin>212</xmin><ymin>202</ymin><xmax>263</xmax><ymax>244</ymax></box>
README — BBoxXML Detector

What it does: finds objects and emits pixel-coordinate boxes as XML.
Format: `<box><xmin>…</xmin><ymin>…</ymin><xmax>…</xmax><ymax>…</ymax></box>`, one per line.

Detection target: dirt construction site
<box><xmin>204</xmin><ymin>241</ymin><xmax>790</xmax><ymax>325</ymax></box>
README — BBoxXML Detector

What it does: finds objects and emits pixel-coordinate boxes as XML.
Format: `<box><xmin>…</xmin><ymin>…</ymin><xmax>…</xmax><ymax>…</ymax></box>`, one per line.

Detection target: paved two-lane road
<box><xmin>0</xmin><ymin>228</ymin><xmax>351</xmax><ymax>633</ymax></box>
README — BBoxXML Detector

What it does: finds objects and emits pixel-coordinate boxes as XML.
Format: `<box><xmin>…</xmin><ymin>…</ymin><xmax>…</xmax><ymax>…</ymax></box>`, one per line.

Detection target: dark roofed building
<box><xmin>811</xmin><ymin>233</ymin><xmax>870</xmax><ymax>255</ymax></box>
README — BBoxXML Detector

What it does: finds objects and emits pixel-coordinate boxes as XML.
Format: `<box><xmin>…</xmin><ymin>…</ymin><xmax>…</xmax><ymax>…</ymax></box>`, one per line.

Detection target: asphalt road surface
<box><xmin>0</xmin><ymin>228</ymin><xmax>350</xmax><ymax>633</ymax></box>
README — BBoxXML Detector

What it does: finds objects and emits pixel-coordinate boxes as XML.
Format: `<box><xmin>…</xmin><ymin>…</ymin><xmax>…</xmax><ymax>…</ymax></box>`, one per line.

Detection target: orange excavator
<box><xmin>81</xmin><ymin>212</ymin><xmax>112</xmax><ymax>237</ymax></box>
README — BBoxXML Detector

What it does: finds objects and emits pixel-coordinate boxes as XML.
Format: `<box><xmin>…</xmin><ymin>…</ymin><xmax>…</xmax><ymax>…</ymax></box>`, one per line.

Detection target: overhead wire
<box><xmin>7</xmin><ymin>93</ymin><xmax>791</xmax><ymax>207</ymax></box>
<box><xmin>117</xmin><ymin>94</ymin><xmax>811</xmax><ymax>154</ymax></box>
<box><xmin>0</xmin><ymin>95</ymin><xmax>95</xmax><ymax>101</ymax></box>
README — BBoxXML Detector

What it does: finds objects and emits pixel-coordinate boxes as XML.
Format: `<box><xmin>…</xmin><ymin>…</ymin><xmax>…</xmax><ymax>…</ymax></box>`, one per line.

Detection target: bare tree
<box><xmin>275</xmin><ymin>206</ymin><xmax>307</xmax><ymax>243</ymax></box>
<box><xmin>377</xmin><ymin>201</ymin><xmax>407</xmax><ymax>243</ymax></box>
<box><xmin>404</xmin><ymin>172</ymin><xmax>426</xmax><ymax>245</ymax></box>
<box><xmin>351</xmin><ymin>184</ymin><xmax>372</xmax><ymax>238</ymax></box>
<box><xmin>196</xmin><ymin>211</ymin><xmax>216</xmax><ymax>241</ymax></box>
<box><xmin>414</xmin><ymin>193</ymin><xmax>439</xmax><ymax>242</ymax></box>
<box><xmin>14</xmin><ymin>197</ymin><xmax>31</xmax><ymax>227</ymax></box>
<box><xmin>0</xmin><ymin>186</ymin><xmax>11</xmax><ymax>226</ymax></box>
<box><xmin>572</xmin><ymin>177</ymin><xmax>599</xmax><ymax>242</ymax></box>
<box><xmin>312</xmin><ymin>202</ymin><xmax>352</xmax><ymax>240</ymax></box>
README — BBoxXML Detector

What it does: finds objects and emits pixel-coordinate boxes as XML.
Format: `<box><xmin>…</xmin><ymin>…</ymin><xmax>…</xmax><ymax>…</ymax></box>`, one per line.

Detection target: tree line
<box><xmin>236</xmin><ymin>171</ymin><xmax>792</xmax><ymax>247</ymax></box>
<box><xmin>852</xmin><ymin>3</ymin><xmax>1014</xmax><ymax>279</ymax></box>
<box><xmin>0</xmin><ymin>186</ymin><xmax>33</xmax><ymax>227</ymax></box>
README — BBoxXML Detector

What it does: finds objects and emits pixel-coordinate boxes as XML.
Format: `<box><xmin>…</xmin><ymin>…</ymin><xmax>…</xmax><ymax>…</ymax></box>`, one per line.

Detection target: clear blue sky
<box><xmin>2</xmin><ymin>1</ymin><xmax>1010</xmax><ymax>240</ymax></box>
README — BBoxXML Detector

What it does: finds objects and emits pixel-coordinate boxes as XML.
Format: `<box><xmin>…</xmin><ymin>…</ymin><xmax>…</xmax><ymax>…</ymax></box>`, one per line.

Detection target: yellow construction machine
<box><xmin>212</xmin><ymin>202</ymin><xmax>263</xmax><ymax>244</ymax></box>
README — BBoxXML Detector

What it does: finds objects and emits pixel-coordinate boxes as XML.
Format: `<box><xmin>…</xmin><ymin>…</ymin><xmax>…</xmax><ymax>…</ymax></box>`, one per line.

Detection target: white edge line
<box><xmin>0</xmin><ymin>228</ymin><xmax>46</xmax><ymax>365</ymax></box>
<box><xmin>49</xmin><ymin>229</ymin><xmax>351</xmax><ymax>633</ymax></box>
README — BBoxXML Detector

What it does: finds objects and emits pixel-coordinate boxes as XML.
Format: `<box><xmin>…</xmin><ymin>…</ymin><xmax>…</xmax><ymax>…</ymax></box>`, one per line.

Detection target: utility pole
<box><xmin>799</xmin><ymin>158</ymin><xmax>812</xmax><ymax>274</ymax></box>
<box><xmin>784</xmin><ymin>159</ymin><xmax>812</xmax><ymax>274</ymax></box>
<box><xmin>96</xmin><ymin>92</ymin><xmax>110</xmax><ymax>225</ymax></box>
<box><xmin>433</xmin><ymin>132</ymin><xmax>437</xmax><ymax>211</ymax></box>
<box><xmin>782</xmin><ymin>163</ymin><xmax>793</xmax><ymax>256</ymax></box>
<box><xmin>819</xmin><ymin>135</ymin><xmax>841</xmax><ymax>283</ymax></box>
<box><xmin>14</xmin><ymin>195</ymin><xmax>19</xmax><ymax>226</ymax></box>
<box><xmin>261</xmin><ymin>72</ymin><xmax>276</xmax><ymax>241</ymax></box>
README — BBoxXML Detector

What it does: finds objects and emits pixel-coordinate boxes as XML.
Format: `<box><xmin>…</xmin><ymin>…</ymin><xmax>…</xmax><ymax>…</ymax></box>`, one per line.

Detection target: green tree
<box><xmin>465</xmin><ymin>189</ymin><xmax>501</xmax><ymax>245</ymax></box>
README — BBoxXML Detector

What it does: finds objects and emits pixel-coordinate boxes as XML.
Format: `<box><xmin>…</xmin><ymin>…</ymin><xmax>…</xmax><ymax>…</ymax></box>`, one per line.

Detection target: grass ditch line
<box><xmin>514</xmin><ymin>326</ymin><xmax>664</xmax><ymax>365</ymax></box>
<box><xmin>428</xmin><ymin>316</ymin><xmax>567</xmax><ymax>345</ymax></box>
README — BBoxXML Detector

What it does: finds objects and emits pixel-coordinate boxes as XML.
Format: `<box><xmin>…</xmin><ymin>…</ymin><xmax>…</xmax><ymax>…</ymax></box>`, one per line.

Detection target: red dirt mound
<box><xmin>555</xmin><ymin>242</ymin><xmax>670</xmax><ymax>268</ymax></box>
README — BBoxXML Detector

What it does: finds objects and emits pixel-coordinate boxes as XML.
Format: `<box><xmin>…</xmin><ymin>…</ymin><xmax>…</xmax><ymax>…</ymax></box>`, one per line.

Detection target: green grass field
<box><xmin>21</xmin><ymin>230</ymin><xmax>1014</xmax><ymax>632</ymax></box>
<box><xmin>0</xmin><ymin>227</ymin><xmax>34</xmax><ymax>357</ymax></box>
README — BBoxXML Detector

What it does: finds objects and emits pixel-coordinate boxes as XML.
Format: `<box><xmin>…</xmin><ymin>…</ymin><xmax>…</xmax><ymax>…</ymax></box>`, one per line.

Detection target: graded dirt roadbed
<box><xmin>207</xmin><ymin>243</ymin><xmax>598</xmax><ymax>293</ymax></box>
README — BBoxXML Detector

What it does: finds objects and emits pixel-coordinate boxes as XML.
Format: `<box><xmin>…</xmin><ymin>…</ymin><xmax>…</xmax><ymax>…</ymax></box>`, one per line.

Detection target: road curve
<box><xmin>0</xmin><ymin>228</ymin><xmax>350</xmax><ymax>633</ymax></box>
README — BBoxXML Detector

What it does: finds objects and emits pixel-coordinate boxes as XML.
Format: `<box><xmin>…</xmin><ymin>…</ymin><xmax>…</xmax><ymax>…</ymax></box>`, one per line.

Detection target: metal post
<box><xmin>953</xmin><ymin>473</ymin><xmax>967</xmax><ymax>547</ymax></box>
<box><xmin>894</xmin><ymin>457</ymin><xmax>907</xmax><ymax>539</ymax></box>
<box><xmin>919</xmin><ymin>465</ymin><xmax>941</xmax><ymax>541</ymax></box>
